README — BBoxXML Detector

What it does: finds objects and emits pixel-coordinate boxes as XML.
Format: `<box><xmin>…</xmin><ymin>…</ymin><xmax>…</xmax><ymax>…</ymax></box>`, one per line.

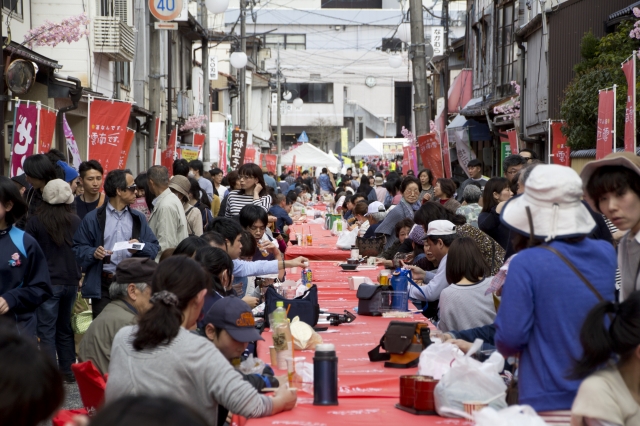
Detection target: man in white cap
<box><xmin>406</xmin><ymin>220</ymin><xmax>458</xmax><ymax>308</ymax></box>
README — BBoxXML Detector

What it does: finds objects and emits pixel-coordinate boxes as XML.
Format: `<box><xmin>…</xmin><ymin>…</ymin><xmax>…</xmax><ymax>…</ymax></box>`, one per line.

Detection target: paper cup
<box><xmin>462</xmin><ymin>401</ymin><xmax>488</xmax><ymax>417</ymax></box>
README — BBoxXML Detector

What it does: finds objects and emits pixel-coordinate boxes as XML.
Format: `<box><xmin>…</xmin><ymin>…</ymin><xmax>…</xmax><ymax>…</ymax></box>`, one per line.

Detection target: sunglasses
<box><xmin>124</xmin><ymin>184</ymin><xmax>137</xmax><ymax>192</ymax></box>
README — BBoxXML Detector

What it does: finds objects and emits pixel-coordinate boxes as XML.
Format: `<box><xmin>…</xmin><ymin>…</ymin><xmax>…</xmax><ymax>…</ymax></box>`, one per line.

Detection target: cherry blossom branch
<box><xmin>24</xmin><ymin>14</ymin><xmax>90</xmax><ymax>49</ymax></box>
<box><xmin>180</xmin><ymin>115</ymin><xmax>207</xmax><ymax>132</ymax></box>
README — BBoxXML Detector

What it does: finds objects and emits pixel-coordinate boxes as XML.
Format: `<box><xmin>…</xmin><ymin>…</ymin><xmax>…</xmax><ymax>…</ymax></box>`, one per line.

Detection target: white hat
<box><xmin>426</xmin><ymin>220</ymin><xmax>457</xmax><ymax>236</ymax></box>
<box><xmin>42</xmin><ymin>179</ymin><xmax>74</xmax><ymax>205</ymax></box>
<box><xmin>501</xmin><ymin>164</ymin><xmax>595</xmax><ymax>241</ymax></box>
<box><xmin>365</xmin><ymin>201</ymin><xmax>385</xmax><ymax>216</ymax></box>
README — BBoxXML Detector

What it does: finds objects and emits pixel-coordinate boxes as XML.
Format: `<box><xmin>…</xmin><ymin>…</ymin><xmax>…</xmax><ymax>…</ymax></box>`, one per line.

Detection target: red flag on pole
<box><xmin>551</xmin><ymin>122</ymin><xmax>571</xmax><ymax>166</ymax></box>
<box><xmin>622</xmin><ymin>54</ymin><xmax>636</xmax><ymax>153</ymax></box>
<box><xmin>506</xmin><ymin>129</ymin><xmax>519</xmax><ymax>155</ymax></box>
<box><xmin>87</xmin><ymin>99</ymin><xmax>131</xmax><ymax>177</ymax></box>
<box><xmin>162</xmin><ymin>128</ymin><xmax>178</xmax><ymax>176</ymax></box>
<box><xmin>596</xmin><ymin>89</ymin><xmax>616</xmax><ymax>160</ymax></box>
<box><xmin>10</xmin><ymin>102</ymin><xmax>38</xmax><ymax>178</ymax></box>
<box><xmin>218</xmin><ymin>138</ymin><xmax>227</xmax><ymax>172</ymax></box>
<box><xmin>265</xmin><ymin>154</ymin><xmax>277</xmax><ymax>174</ymax></box>
<box><xmin>118</xmin><ymin>128</ymin><xmax>136</xmax><ymax>169</ymax></box>
<box><xmin>417</xmin><ymin>133</ymin><xmax>444</xmax><ymax>179</ymax></box>
<box><xmin>152</xmin><ymin>116</ymin><xmax>162</xmax><ymax>166</ymax></box>
<box><xmin>37</xmin><ymin>107</ymin><xmax>57</xmax><ymax>154</ymax></box>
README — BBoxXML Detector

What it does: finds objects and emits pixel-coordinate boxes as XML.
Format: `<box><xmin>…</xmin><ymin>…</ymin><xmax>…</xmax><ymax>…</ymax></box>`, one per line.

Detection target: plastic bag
<box><xmin>238</xmin><ymin>354</ymin><xmax>266</xmax><ymax>375</ymax></box>
<box><xmin>336</xmin><ymin>226</ymin><xmax>359</xmax><ymax>250</ymax></box>
<box><xmin>417</xmin><ymin>342</ymin><xmax>463</xmax><ymax>380</ymax></box>
<box><xmin>434</xmin><ymin>339</ymin><xmax>507</xmax><ymax>417</ymax></box>
<box><xmin>290</xmin><ymin>316</ymin><xmax>323</xmax><ymax>350</ymax></box>
<box><xmin>473</xmin><ymin>405</ymin><xmax>549</xmax><ymax>426</ymax></box>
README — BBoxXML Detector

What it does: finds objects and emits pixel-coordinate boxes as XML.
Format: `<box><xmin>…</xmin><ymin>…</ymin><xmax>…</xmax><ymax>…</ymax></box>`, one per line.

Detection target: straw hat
<box><xmin>169</xmin><ymin>175</ymin><xmax>191</xmax><ymax>200</ymax></box>
<box><xmin>500</xmin><ymin>164</ymin><xmax>595</xmax><ymax>241</ymax></box>
<box><xmin>579</xmin><ymin>152</ymin><xmax>640</xmax><ymax>211</ymax></box>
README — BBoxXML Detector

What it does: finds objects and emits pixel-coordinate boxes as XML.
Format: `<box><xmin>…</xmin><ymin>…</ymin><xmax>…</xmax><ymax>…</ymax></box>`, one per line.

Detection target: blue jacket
<box><xmin>73</xmin><ymin>202</ymin><xmax>160</xmax><ymax>299</ymax></box>
<box><xmin>269</xmin><ymin>205</ymin><xmax>293</xmax><ymax>232</ymax></box>
<box><xmin>0</xmin><ymin>226</ymin><xmax>52</xmax><ymax>338</ymax></box>
<box><xmin>494</xmin><ymin>239</ymin><xmax>616</xmax><ymax>412</ymax></box>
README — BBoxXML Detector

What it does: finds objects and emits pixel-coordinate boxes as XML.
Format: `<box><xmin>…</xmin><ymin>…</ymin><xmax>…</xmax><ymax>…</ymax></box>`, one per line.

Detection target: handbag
<box><xmin>356</xmin><ymin>283</ymin><xmax>384</xmax><ymax>316</ymax></box>
<box><xmin>264</xmin><ymin>285</ymin><xmax>319</xmax><ymax>327</ymax></box>
<box><xmin>368</xmin><ymin>321</ymin><xmax>432</xmax><ymax>368</ymax></box>
<box><xmin>71</xmin><ymin>291</ymin><xmax>92</xmax><ymax>335</ymax></box>
<box><xmin>356</xmin><ymin>235</ymin><xmax>386</xmax><ymax>257</ymax></box>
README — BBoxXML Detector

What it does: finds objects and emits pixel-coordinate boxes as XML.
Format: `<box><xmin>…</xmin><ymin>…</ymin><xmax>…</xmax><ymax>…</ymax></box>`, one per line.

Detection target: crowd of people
<box><xmin>1</xmin><ymin>149</ymin><xmax>640</xmax><ymax>426</ymax></box>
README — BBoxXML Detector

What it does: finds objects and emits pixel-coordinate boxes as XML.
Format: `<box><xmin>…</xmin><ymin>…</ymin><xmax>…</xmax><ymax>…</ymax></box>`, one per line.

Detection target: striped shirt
<box><xmin>224</xmin><ymin>190</ymin><xmax>272</xmax><ymax>217</ymax></box>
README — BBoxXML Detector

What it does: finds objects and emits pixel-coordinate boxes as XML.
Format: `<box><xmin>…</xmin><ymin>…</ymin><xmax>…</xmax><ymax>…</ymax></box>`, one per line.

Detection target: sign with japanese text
<box><xmin>506</xmin><ymin>128</ymin><xmax>519</xmax><ymax>155</ymax></box>
<box><xmin>118</xmin><ymin>128</ymin><xmax>136</xmax><ymax>169</ymax></box>
<box><xmin>244</xmin><ymin>146</ymin><xmax>256</xmax><ymax>165</ymax></box>
<box><xmin>622</xmin><ymin>56</ymin><xmax>636</xmax><ymax>152</ymax></box>
<box><xmin>219</xmin><ymin>138</ymin><xmax>227</xmax><ymax>172</ymax></box>
<box><xmin>209</xmin><ymin>56</ymin><xmax>218</xmax><ymax>80</ymax></box>
<box><xmin>180</xmin><ymin>146</ymin><xmax>200</xmax><ymax>162</ymax></box>
<box><xmin>265</xmin><ymin>154</ymin><xmax>277</xmax><ymax>174</ymax></box>
<box><xmin>500</xmin><ymin>142</ymin><xmax>511</xmax><ymax>176</ymax></box>
<box><xmin>230</xmin><ymin>129</ymin><xmax>248</xmax><ymax>170</ymax></box>
<box><xmin>431</xmin><ymin>26</ymin><xmax>445</xmax><ymax>56</ymax></box>
<box><xmin>162</xmin><ymin>128</ymin><xmax>178</xmax><ymax>176</ymax></box>
<box><xmin>152</xmin><ymin>116</ymin><xmax>162</xmax><ymax>166</ymax></box>
<box><xmin>10</xmin><ymin>102</ymin><xmax>37</xmax><ymax>178</ymax></box>
<box><xmin>551</xmin><ymin>122</ymin><xmax>571</xmax><ymax>167</ymax></box>
<box><xmin>64</xmin><ymin>114</ymin><xmax>82</xmax><ymax>169</ymax></box>
<box><xmin>87</xmin><ymin>99</ymin><xmax>131</xmax><ymax>178</ymax></box>
<box><xmin>417</xmin><ymin>133</ymin><xmax>444</xmax><ymax>180</ymax></box>
<box><xmin>596</xmin><ymin>89</ymin><xmax>615</xmax><ymax>160</ymax></box>
<box><xmin>193</xmin><ymin>132</ymin><xmax>205</xmax><ymax>160</ymax></box>
<box><xmin>37</xmin><ymin>106</ymin><xmax>57</xmax><ymax>154</ymax></box>
<box><xmin>402</xmin><ymin>146</ymin><xmax>411</xmax><ymax>173</ymax></box>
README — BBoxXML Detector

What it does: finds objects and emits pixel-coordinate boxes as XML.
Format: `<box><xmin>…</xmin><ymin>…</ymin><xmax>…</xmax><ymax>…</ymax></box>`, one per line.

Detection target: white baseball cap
<box><xmin>365</xmin><ymin>201</ymin><xmax>385</xmax><ymax>216</ymax></box>
<box><xmin>426</xmin><ymin>220</ymin><xmax>457</xmax><ymax>236</ymax></box>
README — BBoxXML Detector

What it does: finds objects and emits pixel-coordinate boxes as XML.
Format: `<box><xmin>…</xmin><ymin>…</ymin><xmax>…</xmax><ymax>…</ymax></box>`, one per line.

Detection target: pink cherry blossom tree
<box><xmin>180</xmin><ymin>115</ymin><xmax>206</xmax><ymax>132</ymax></box>
<box><xmin>24</xmin><ymin>14</ymin><xmax>90</xmax><ymax>49</ymax></box>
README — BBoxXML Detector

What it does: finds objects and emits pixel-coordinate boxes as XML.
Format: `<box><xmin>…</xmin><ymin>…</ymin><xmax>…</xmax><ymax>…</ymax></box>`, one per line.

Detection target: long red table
<box><xmin>241</xmin><ymin>261</ymin><xmax>468</xmax><ymax>426</ymax></box>
<box><xmin>285</xmin><ymin>223</ymin><xmax>351</xmax><ymax>261</ymax></box>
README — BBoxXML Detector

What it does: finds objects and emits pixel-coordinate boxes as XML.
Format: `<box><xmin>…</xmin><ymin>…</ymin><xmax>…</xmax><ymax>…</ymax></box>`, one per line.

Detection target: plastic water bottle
<box><xmin>273</xmin><ymin>301</ymin><xmax>286</xmax><ymax>325</ymax></box>
<box><xmin>313</xmin><ymin>343</ymin><xmax>338</xmax><ymax>405</ymax></box>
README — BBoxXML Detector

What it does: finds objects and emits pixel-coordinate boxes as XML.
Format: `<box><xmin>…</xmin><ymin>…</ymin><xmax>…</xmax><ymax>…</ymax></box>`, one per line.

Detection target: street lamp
<box><xmin>389</xmin><ymin>54</ymin><xmax>403</xmax><ymax>68</ymax></box>
<box><xmin>230</xmin><ymin>51</ymin><xmax>248</xmax><ymax>69</ymax></box>
<box><xmin>292</xmin><ymin>97</ymin><xmax>303</xmax><ymax>108</ymax></box>
<box><xmin>205</xmin><ymin>0</ymin><xmax>229</xmax><ymax>14</ymax></box>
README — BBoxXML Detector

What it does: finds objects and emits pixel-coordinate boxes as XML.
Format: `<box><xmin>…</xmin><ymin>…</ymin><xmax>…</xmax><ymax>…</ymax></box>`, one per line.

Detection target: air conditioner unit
<box><xmin>382</xmin><ymin>38</ymin><xmax>402</xmax><ymax>52</ymax></box>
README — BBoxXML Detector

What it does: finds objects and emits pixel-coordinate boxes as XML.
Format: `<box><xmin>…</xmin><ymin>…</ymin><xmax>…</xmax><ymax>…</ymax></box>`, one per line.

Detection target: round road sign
<box><xmin>149</xmin><ymin>0</ymin><xmax>183</xmax><ymax>21</ymax></box>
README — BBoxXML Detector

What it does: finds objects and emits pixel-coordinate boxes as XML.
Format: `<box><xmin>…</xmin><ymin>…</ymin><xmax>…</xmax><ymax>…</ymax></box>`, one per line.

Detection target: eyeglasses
<box><xmin>404</xmin><ymin>188</ymin><xmax>420</xmax><ymax>195</ymax></box>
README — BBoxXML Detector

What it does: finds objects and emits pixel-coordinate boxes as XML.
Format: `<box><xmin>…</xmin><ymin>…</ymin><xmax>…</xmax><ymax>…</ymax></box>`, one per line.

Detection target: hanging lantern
<box><xmin>292</xmin><ymin>98</ymin><xmax>303</xmax><ymax>108</ymax></box>
<box><xmin>282</xmin><ymin>90</ymin><xmax>292</xmax><ymax>101</ymax></box>
<box><xmin>397</xmin><ymin>22</ymin><xmax>411</xmax><ymax>44</ymax></box>
<box><xmin>205</xmin><ymin>0</ymin><xmax>229</xmax><ymax>14</ymax></box>
<box><xmin>230</xmin><ymin>51</ymin><xmax>248</xmax><ymax>69</ymax></box>
<box><xmin>389</xmin><ymin>54</ymin><xmax>403</xmax><ymax>69</ymax></box>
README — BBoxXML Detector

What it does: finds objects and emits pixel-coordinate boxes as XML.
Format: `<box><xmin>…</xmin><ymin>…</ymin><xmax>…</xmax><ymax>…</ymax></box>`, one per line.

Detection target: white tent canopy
<box><xmin>350</xmin><ymin>138</ymin><xmax>408</xmax><ymax>157</ymax></box>
<box><xmin>280</xmin><ymin>143</ymin><xmax>342</xmax><ymax>173</ymax></box>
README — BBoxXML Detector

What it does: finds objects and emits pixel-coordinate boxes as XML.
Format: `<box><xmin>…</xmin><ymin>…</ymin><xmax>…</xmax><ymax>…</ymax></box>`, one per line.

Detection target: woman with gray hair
<box><xmin>456</xmin><ymin>183</ymin><xmax>482</xmax><ymax>228</ymax></box>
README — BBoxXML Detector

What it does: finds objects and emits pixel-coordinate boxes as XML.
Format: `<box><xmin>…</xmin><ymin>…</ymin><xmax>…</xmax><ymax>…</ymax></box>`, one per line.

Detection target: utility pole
<box><xmin>200</xmin><ymin>1</ymin><xmax>210</xmax><ymax>164</ymax></box>
<box><xmin>239</xmin><ymin>0</ymin><xmax>246</xmax><ymax>130</ymax></box>
<box><xmin>442</xmin><ymin>0</ymin><xmax>449</xmax><ymax>125</ymax></box>
<box><xmin>409</xmin><ymin>0</ymin><xmax>429</xmax><ymax>137</ymax></box>
<box><xmin>167</xmin><ymin>31</ymin><xmax>173</xmax><ymax>142</ymax></box>
<box><xmin>149</xmin><ymin>15</ymin><xmax>162</xmax><ymax>165</ymax></box>
<box><xmin>0</xmin><ymin>8</ymin><xmax>5</xmax><ymax>176</ymax></box>
<box><xmin>276</xmin><ymin>43</ymin><xmax>282</xmax><ymax>160</ymax></box>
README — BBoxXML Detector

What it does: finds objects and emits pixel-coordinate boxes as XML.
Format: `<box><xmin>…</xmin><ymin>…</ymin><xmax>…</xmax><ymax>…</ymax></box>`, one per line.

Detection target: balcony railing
<box><xmin>92</xmin><ymin>16</ymin><xmax>135</xmax><ymax>62</ymax></box>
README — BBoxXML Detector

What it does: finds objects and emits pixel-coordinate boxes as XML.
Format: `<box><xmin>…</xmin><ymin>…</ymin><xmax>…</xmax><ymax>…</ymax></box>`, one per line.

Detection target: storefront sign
<box><xmin>230</xmin><ymin>129</ymin><xmax>248</xmax><ymax>170</ymax></box>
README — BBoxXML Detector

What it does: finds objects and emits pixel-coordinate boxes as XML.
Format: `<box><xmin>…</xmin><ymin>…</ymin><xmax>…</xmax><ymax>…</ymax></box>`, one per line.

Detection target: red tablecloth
<box><xmin>285</xmin><ymin>223</ymin><xmax>350</xmax><ymax>261</ymax></box>
<box><xmin>297</xmin><ymin>261</ymin><xmax>382</xmax><ymax>283</ymax></box>
<box><xmin>242</xmin><ymin>262</ymin><xmax>455</xmax><ymax>425</ymax></box>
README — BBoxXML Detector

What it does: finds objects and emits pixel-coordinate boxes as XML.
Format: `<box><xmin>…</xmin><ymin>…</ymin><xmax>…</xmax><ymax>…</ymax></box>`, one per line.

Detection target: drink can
<box><xmin>301</xmin><ymin>268</ymin><xmax>313</xmax><ymax>288</ymax></box>
<box><xmin>307</xmin><ymin>234</ymin><xmax>313</xmax><ymax>246</ymax></box>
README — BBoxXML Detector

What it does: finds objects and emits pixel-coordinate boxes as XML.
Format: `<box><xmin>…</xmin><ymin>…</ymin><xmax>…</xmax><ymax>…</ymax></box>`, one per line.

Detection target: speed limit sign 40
<box><xmin>150</xmin><ymin>0</ymin><xmax>183</xmax><ymax>21</ymax></box>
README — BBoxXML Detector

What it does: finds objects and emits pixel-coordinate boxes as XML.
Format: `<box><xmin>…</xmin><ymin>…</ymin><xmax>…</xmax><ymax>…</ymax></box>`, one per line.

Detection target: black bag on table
<box><xmin>264</xmin><ymin>285</ymin><xmax>319</xmax><ymax>328</ymax></box>
<box><xmin>368</xmin><ymin>321</ymin><xmax>432</xmax><ymax>368</ymax></box>
<box><xmin>356</xmin><ymin>283</ymin><xmax>384</xmax><ymax>316</ymax></box>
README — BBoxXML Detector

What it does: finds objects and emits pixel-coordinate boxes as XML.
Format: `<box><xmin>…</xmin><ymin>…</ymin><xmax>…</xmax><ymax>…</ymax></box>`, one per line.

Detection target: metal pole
<box><xmin>0</xmin><ymin>7</ymin><xmax>5</xmax><ymax>176</ymax></box>
<box><xmin>200</xmin><ymin>0</ymin><xmax>210</xmax><ymax>164</ymax></box>
<box><xmin>443</xmin><ymin>0</ymin><xmax>450</xmax><ymax>128</ymax></box>
<box><xmin>409</xmin><ymin>0</ymin><xmax>429</xmax><ymax>137</ymax></box>
<box><xmin>167</xmin><ymin>31</ymin><xmax>173</xmax><ymax>142</ymax></box>
<box><xmin>276</xmin><ymin>43</ymin><xmax>282</xmax><ymax>167</ymax></box>
<box><xmin>239</xmin><ymin>0</ymin><xmax>246</xmax><ymax>130</ymax></box>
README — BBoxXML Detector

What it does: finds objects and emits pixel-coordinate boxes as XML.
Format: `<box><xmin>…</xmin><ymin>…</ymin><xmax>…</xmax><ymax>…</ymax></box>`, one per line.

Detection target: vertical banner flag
<box><xmin>193</xmin><ymin>132</ymin><xmax>205</xmax><ymax>159</ymax></box>
<box><xmin>37</xmin><ymin>106</ymin><xmax>57</xmax><ymax>154</ymax></box>
<box><xmin>265</xmin><ymin>154</ymin><xmax>277</xmax><ymax>174</ymax></box>
<box><xmin>218</xmin><ymin>138</ymin><xmax>227</xmax><ymax>172</ymax></box>
<box><xmin>506</xmin><ymin>129</ymin><xmax>519</xmax><ymax>155</ymax></box>
<box><xmin>10</xmin><ymin>102</ymin><xmax>38</xmax><ymax>178</ymax></box>
<box><xmin>417</xmin><ymin>133</ymin><xmax>444</xmax><ymax>179</ymax></box>
<box><xmin>244</xmin><ymin>146</ymin><xmax>256</xmax><ymax>165</ymax></box>
<box><xmin>402</xmin><ymin>146</ymin><xmax>411</xmax><ymax>173</ymax></box>
<box><xmin>436</xmin><ymin>110</ymin><xmax>452</xmax><ymax>178</ymax></box>
<box><xmin>64</xmin><ymin>114</ymin><xmax>82</xmax><ymax>169</ymax></box>
<box><xmin>450</xmin><ymin>127</ymin><xmax>476</xmax><ymax>178</ymax></box>
<box><xmin>152</xmin><ymin>116</ymin><xmax>162</xmax><ymax>166</ymax></box>
<box><xmin>87</xmin><ymin>99</ymin><xmax>131</xmax><ymax>177</ymax></box>
<box><xmin>410</xmin><ymin>145</ymin><xmax>418</xmax><ymax>175</ymax></box>
<box><xmin>162</xmin><ymin>129</ymin><xmax>178</xmax><ymax>176</ymax></box>
<box><xmin>551</xmin><ymin>122</ymin><xmax>571</xmax><ymax>167</ymax></box>
<box><xmin>341</xmin><ymin>128</ymin><xmax>348</xmax><ymax>155</ymax></box>
<box><xmin>596</xmin><ymin>89</ymin><xmax>615</xmax><ymax>160</ymax></box>
<box><xmin>622</xmin><ymin>54</ymin><xmax>636</xmax><ymax>153</ymax></box>
<box><xmin>230</xmin><ymin>129</ymin><xmax>248</xmax><ymax>171</ymax></box>
<box><xmin>291</xmin><ymin>155</ymin><xmax>297</xmax><ymax>176</ymax></box>
<box><xmin>118</xmin><ymin>128</ymin><xmax>136</xmax><ymax>169</ymax></box>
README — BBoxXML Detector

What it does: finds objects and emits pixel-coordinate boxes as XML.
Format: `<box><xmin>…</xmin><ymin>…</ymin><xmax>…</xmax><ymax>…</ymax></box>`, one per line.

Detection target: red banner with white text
<box><xmin>622</xmin><ymin>57</ymin><xmax>636</xmax><ymax>152</ymax></box>
<box><xmin>551</xmin><ymin>122</ymin><xmax>571</xmax><ymax>167</ymax></box>
<box><xmin>193</xmin><ymin>133</ymin><xmax>205</xmax><ymax>160</ymax></box>
<box><xmin>436</xmin><ymin>111</ymin><xmax>452</xmax><ymax>178</ymax></box>
<box><xmin>162</xmin><ymin>129</ymin><xmax>178</xmax><ymax>177</ymax></box>
<box><xmin>596</xmin><ymin>89</ymin><xmax>615</xmax><ymax>160</ymax></box>
<box><xmin>506</xmin><ymin>129</ymin><xmax>519</xmax><ymax>155</ymax></box>
<box><xmin>152</xmin><ymin>116</ymin><xmax>162</xmax><ymax>166</ymax></box>
<box><xmin>118</xmin><ymin>128</ymin><xmax>136</xmax><ymax>169</ymax></box>
<box><xmin>219</xmin><ymin>138</ymin><xmax>227</xmax><ymax>172</ymax></box>
<box><xmin>10</xmin><ymin>102</ymin><xmax>38</xmax><ymax>178</ymax></box>
<box><xmin>417</xmin><ymin>133</ymin><xmax>444</xmax><ymax>180</ymax></box>
<box><xmin>244</xmin><ymin>146</ymin><xmax>256</xmax><ymax>165</ymax></box>
<box><xmin>265</xmin><ymin>154</ymin><xmax>277</xmax><ymax>174</ymax></box>
<box><xmin>87</xmin><ymin>99</ymin><xmax>131</xmax><ymax>177</ymax></box>
<box><xmin>37</xmin><ymin>107</ymin><xmax>57</xmax><ymax>154</ymax></box>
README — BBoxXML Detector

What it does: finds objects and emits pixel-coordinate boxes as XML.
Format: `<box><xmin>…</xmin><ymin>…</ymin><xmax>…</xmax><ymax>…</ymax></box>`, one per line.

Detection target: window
<box><xmin>264</xmin><ymin>34</ymin><xmax>306</xmax><ymax>51</ymax></box>
<box><xmin>3</xmin><ymin>0</ymin><xmax>22</xmax><ymax>18</ymax></box>
<box><xmin>285</xmin><ymin>83</ymin><xmax>333</xmax><ymax>104</ymax></box>
<box><xmin>97</xmin><ymin>0</ymin><xmax>128</xmax><ymax>22</ymax></box>
<box><xmin>321</xmin><ymin>0</ymin><xmax>381</xmax><ymax>8</ymax></box>
<box><xmin>114</xmin><ymin>62</ymin><xmax>130</xmax><ymax>88</ymax></box>
<box><xmin>496</xmin><ymin>3</ymin><xmax>516</xmax><ymax>97</ymax></box>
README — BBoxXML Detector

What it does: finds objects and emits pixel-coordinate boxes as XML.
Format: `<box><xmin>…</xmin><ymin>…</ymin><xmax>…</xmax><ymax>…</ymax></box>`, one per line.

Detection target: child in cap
<box><xmin>581</xmin><ymin>152</ymin><xmax>640</xmax><ymax>301</ymax></box>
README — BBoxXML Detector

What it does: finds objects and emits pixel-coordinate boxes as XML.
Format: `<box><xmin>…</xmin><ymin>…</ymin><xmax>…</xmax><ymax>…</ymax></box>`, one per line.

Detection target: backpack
<box><xmin>198</xmin><ymin>205</ymin><xmax>214</xmax><ymax>231</ymax></box>
<box><xmin>9</xmin><ymin>227</ymin><xmax>27</xmax><ymax>287</ymax></box>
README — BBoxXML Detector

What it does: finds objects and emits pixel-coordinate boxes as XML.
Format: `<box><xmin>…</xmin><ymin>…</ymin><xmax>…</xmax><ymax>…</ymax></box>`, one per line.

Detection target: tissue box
<box><xmin>349</xmin><ymin>276</ymin><xmax>369</xmax><ymax>291</ymax></box>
